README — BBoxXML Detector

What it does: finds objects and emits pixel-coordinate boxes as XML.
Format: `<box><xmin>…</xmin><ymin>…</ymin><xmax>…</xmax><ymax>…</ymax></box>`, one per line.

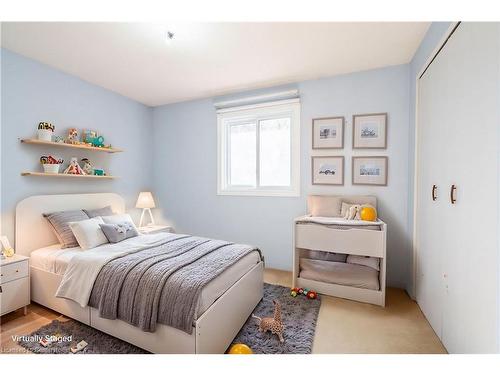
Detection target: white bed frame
<box><xmin>16</xmin><ymin>193</ymin><xmax>264</xmax><ymax>354</ymax></box>
<box><xmin>292</xmin><ymin>195</ymin><xmax>387</xmax><ymax>307</ymax></box>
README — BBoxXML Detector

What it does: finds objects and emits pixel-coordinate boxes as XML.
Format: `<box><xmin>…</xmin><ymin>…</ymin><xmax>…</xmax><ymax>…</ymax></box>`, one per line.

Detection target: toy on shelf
<box><xmin>252</xmin><ymin>300</ymin><xmax>285</xmax><ymax>343</ymax></box>
<box><xmin>81</xmin><ymin>158</ymin><xmax>94</xmax><ymax>175</ymax></box>
<box><xmin>227</xmin><ymin>343</ymin><xmax>253</xmax><ymax>354</ymax></box>
<box><xmin>344</xmin><ymin>204</ymin><xmax>362</xmax><ymax>220</ymax></box>
<box><xmin>53</xmin><ymin>135</ymin><xmax>65</xmax><ymax>143</ymax></box>
<box><xmin>290</xmin><ymin>287</ymin><xmax>318</xmax><ymax>299</ymax></box>
<box><xmin>87</xmin><ymin>135</ymin><xmax>105</xmax><ymax>147</ymax></box>
<box><xmin>40</xmin><ymin>155</ymin><xmax>64</xmax><ymax>174</ymax></box>
<box><xmin>37</xmin><ymin>122</ymin><xmax>55</xmax><ymax>141</ymax></box>
<box><xmin>360</xmin><ymin>205</ymin><xmax>377</xmax><ymax>221</ymax></box>
<box><xmin>66</xmin><ymin>128</ymin><xmax>81</xmax><ymax>145</ymax></box>
<box><xmin>63</xmin><ymin>157</ymin><xmax>86</xmax><ymax>175</ymax></box>
<box><xmin>93</xmin><ymin>168</ymin><xmax>105</xmax><ymax>176</ymax></box>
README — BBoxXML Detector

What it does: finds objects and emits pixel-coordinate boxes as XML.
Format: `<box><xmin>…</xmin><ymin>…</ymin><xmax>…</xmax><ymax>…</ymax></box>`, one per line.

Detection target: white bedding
<box><xmin>31</xmin><ymin>233</ymin><xmax>261</xmax><ymax>316</ymax></box>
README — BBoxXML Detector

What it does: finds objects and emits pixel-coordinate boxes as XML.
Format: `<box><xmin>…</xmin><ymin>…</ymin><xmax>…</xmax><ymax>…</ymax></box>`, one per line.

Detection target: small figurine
<box><xmin>66</xmin><ymin>128</ymin><xmax>79</xmax><ymax>144</ymax></box>
<box><xmin>252</xmin><ymin>300</ymin><xmax>285</xmax><ymax>343</ymax></box>
<box><xmin>81</xmin><ymin>158</ymin><xmax>94</xmax><ymax>175</ymax></box>
<box><xmin>93</xmin><ymin>168</ymin><xmax>105</xmax><ymax>176</ymax></box>
<box><xmin>63</xmin><ymin>157</ymin><xmax>86</xmax><ymax>175</ymax></box>
<box><xmin>54</xmin><ymin>135</ymin><xmax>65</xmax><ymax>143</ymax></box>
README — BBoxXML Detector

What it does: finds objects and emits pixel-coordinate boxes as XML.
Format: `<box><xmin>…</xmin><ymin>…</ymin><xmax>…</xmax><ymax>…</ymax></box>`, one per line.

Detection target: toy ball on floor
<box><xmin>290</xmin><ymin>290</ymin><xmax>298</xmax><ymax>297</ymax></box>
<box><xmin>306</xmin><ymin>291</ymin><xmax>318</xmax><ymax>299</ymax></box>
<box><xmin>228</xmin><ymin>343</ymin><xmax>253</xmax><ymax>354</ymax></box>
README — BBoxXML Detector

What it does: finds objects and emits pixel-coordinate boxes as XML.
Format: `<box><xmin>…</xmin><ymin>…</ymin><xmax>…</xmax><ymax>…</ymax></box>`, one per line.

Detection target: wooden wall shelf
<box><xmin>20</xmin><ymin>138</ymin><xmax>123</xmax><ymax>153</ymax></box>
<box><xmin>21</xmin><ymin>172</ymin><xmax>117</xmax><ymax>179</ymax></box>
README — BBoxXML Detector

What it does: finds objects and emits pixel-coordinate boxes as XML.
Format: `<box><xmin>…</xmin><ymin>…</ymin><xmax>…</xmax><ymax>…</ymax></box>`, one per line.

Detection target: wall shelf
<box><xmin>21</xmin><ymin>172</ymin><xmax>117</xmax><ymax>179</ymax></box>
<box><xmin>20</xmin><ymin>138</ymin><xmax>123</xmax><ymax>153</ymax></box>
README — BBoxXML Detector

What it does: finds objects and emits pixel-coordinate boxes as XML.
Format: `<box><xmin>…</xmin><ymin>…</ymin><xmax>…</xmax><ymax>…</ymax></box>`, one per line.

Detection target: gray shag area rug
<box><xmin>18</xmin><ymin>283</ymin><xmax>320</xmax><ymax>354</ymax></box>
<box><xmin>231</xmin><ymin>283</ymin><xmax>321</xmax><ymax>354</ymax></box>
<box><xmin>17</xmin><ymin>319</ymin><xmax>148</xmax><ymax>354</ymax></box>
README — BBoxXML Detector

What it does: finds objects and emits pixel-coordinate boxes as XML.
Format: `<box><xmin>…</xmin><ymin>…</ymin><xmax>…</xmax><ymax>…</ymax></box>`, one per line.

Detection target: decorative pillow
<box><xmin>43</xmin><ymin>210</ymin><xmax>90</xmax><ymax>248</ymax></box>
<box><xmin>100</xmin><ymin>222</ymin><xmax>139</xmax><ymax>243</ymax></box>
<box><xmin>83</xmin><ymin>206</ymin><xmax>113</xmax><ymax>218</ymax></box>
<box><xmin>101</xmin><ymin>213</ymin><xmax>138</xmax><ymax>230</ymax></box>
<box><xmin>303</xmin><ymin>250</ymin><xmax>347</xmax><ymax>263</ymax></box>
<box><xmin>346</xmin><ymin>255</ymin><xmax>380</xmax><ymax>271</ymax></box>
<box><xmin>68</xmin><ymin>217</ymin><xmax>108</xmax><ymax>250</ymax></box>
<box><xmin>308</xmin><ymin>195</ymin><xmax>342</xmax><ymax>217</ymax></box>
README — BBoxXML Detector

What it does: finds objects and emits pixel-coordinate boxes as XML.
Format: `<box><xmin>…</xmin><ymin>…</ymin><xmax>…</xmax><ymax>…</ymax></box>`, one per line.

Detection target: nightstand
<box><xmin>138</xmin><ymin>225</ymin><xmax>173</xmax><ymax>235</ymax></box>
<box><xmin>1</xmin><ymin>254</ymin><xmax>30</xmax><ymax>316</ymax></box>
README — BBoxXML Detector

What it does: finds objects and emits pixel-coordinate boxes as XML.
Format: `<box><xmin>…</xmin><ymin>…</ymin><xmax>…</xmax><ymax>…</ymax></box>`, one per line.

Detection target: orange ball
<box><xmin>360</xmin><ymin>206</ymin><xmax>377</xmax><ymax>221</ymax></box>
<box><xmin>228</xmin><ymin>343</ymin><xmax>253</xmax><ymax>354</ymax></box>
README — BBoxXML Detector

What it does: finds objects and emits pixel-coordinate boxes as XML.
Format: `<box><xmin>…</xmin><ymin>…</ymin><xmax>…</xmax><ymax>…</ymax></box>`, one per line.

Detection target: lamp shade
<box><xmin>136</xmin><ymin>192</ymin><xmax>156</xmax><ymax>209</ymax></box>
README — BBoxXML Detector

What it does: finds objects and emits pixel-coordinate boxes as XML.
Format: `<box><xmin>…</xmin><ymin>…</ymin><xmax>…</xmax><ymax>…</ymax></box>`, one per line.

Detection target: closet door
<box><xmin>417</xmin><ymin>22</ymin><xmax>500</xmax><ymax>353</ymax></box>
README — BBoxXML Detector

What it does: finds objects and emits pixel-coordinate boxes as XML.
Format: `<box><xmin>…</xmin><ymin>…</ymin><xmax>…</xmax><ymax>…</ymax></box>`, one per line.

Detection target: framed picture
<box><xmin>312</xmin><ymin>156</ymin><xmax>344</xmax><ymax>185</ymax></box>
<box><xmin>312</xmin><ymin>116</ymin><xmax>344</xmax><ymax>149</ymax></box>
<box><xmin>352</xmin><ymin>156</ymin><xmax>388</xmax><ymax>186</ymax></box>
<box><xmin>352</xmin><ymin>113</ymin><xmax>387</xmax><ymax>149</ymax></box>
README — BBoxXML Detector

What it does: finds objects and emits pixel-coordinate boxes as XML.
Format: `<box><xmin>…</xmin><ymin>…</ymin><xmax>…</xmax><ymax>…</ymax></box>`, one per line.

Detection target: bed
<box><xmin>16</xmin><ymin>193</ymin><xmax>264</xmax><ymax>354</ymax></box>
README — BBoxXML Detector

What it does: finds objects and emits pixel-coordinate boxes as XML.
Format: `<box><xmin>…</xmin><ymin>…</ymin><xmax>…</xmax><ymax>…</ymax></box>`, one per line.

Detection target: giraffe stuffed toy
<box><xmin>252</xmin><ymin>300</ymin><xmax>285</xmax><ymax>343</ymax></box>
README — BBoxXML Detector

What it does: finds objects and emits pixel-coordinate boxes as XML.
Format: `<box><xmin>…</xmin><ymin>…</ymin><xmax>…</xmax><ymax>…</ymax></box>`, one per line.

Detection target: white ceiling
<box><xmin>1</xmin><ymin>22</ymin><xmax>429</xmax><ymax>107</ymax></box>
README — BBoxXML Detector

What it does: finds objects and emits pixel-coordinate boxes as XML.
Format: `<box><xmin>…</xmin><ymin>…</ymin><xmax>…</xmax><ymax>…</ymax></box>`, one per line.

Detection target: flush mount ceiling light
<box><xmin>165</xmin><ymin>30</ymin><xmax>175</xmax><ymax>44</ymax></box>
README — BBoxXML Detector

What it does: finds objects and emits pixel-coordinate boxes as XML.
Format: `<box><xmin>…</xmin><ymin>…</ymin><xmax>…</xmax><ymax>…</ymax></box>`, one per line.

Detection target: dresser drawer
<box><xmin>1</xmin><ymin>260</ymin><xmax>29</xmax><ymax>284</ymax></box>
<box><xmin>0</xmin><ymin>277</ymin><xmax>30</xmax><ymax>315</ymax></box>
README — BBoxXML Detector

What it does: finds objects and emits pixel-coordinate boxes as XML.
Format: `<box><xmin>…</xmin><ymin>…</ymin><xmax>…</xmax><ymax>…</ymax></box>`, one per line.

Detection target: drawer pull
<box><xmin>431</xmin><ymin>184</ymin><xmax>437</xmax><ymax>201</ymax></box>
<box><xmin>450</xmin><ymin>184</ymin><xmax>457</xmax><ymax>204</ymax></box>
<box><xmin>16</xmin><ymin>270</ymin><xmax>19</xmax><ymax>273</ymax></box>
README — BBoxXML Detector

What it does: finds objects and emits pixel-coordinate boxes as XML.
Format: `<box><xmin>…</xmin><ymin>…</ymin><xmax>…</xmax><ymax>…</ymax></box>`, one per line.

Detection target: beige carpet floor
<box><xmin>0</xmin><ymin>268</ymin><xmax>446</xmax><ymax>354</ymax></box>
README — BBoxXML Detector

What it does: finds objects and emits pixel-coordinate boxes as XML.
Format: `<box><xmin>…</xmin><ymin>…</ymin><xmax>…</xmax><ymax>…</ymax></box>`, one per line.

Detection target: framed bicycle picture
<box><xmin>352</xmin><ymin>113</ymin><xmax>387</xmax><ymax>149</ymax></box>
<box><xmin>311</xmin><ymin>156</ymin><xmax>344</xmax><ymax>185</ymax></box>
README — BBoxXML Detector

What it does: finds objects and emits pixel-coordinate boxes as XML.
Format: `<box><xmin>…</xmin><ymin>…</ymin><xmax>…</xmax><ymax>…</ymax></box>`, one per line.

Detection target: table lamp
<box><xmin>136</xmin><ymin>191</ymin><xmax>156</xmax><ymax>227</ymax></box>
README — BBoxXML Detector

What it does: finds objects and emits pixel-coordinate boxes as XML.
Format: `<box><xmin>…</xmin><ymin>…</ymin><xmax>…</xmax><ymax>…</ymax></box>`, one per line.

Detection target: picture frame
<box><xmin>352</xmin><ymin>113</ymin><xmax>387</xmax><ymax>149</ymax></box>
<box><xmin>352</xmin><ymin>156</ymin><xmax>388</xmax><ymax>186</ymax></box>
<box><xmin>311</xmin><ymin>156</ymin><xmax>344</xmax><ymax>185</ymax></box>
<box><xmin>312</xmin><ymin>116</ymin><xmax>344</xmax><ymax>149</ymax></box>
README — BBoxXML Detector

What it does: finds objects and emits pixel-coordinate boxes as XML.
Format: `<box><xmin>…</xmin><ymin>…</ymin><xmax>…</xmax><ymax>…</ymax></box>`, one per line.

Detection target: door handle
<box><xmin>450</xmin><ymin>184</ymin><xmax>457</xmax><ymax>204</ymax></box>
<box><xmin>431</xmin><ymin>185</ymin><xmax>437</xmax><ymax>201</ymax></box>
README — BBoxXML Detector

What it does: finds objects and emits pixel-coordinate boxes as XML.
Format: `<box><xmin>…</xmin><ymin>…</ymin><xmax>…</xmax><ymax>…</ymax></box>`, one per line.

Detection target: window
<box><xmin>217</xmin><ymin>99</ymin><xmax>300</xmax><ymax>196</ymax></box>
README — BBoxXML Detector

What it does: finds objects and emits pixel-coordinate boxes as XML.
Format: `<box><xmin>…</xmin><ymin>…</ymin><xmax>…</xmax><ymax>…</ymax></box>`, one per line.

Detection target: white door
<box><xmin>416</xmin><ymin>22</ymin><xmax>500</xmax><ymax>353</ymax></box>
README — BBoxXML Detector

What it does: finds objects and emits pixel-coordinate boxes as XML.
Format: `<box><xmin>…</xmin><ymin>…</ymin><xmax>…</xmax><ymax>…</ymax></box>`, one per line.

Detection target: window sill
<box><xmin>217</xmin><ymin>189</ymin><xmax>300</xmax><ymax>197</ymax></box>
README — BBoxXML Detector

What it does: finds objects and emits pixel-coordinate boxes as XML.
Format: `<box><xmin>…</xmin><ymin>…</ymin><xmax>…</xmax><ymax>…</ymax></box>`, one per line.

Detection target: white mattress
<box><xmin>31</xmin><ymin>243</ymin><xmax>261</xmax><ymax>316</ymax></box>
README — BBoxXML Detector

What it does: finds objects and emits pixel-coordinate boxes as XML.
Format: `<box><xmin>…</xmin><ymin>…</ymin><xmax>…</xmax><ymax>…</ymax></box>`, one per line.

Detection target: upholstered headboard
<box><xmin>307</xmin><ymin>195</ymin><xmax>377</xmax><ymax>216</ymax></box>
<box><xmin>15</xmin><ymin>193</ymin><xmax>125</xmax><ymax>256</ymax></box>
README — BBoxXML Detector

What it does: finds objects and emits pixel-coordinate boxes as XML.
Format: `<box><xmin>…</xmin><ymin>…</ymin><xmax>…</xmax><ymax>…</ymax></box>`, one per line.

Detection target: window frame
<box><xmin>217</xmin><ymin>98</ymin><xmax>301</xmax><ymax>197</ymax></box>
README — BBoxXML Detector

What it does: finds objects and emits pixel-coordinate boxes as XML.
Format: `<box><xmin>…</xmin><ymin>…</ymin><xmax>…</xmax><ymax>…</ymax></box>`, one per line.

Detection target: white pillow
<box><xmin>346</xmin><ymin>255</ymin><xmax>380</xmax><ymax>271</ymax></box>
<box><xmin>101</xmin><ymin>213</ymin><xmax>138</xmax><ymax>230</ymax></box>
<box><xmin>68</xmin><ymin>217</ymin><xmax>108</xmax><ymax>250</ymax></box>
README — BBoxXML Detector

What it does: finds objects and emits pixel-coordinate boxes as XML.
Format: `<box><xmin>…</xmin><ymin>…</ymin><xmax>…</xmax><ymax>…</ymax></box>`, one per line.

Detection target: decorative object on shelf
<box><xmin>360</xmin><ymin>205</ymin><xmax>378</xmax><ymax>221</ymax></box>
<box><xmin>352</xmin><ymin>156</ymin><xmax>388</xmax><ymax>186</ymax></box>
<box><xmin>81</xmin><ymin>158</ymin><xmax>94</xmax><ymax>175</ymax></box>
<box><xmin>312</xmin><ymin>116</ymin><xmax>344</xmax><ymax>149</ymax></box>
<box><xmin>227</xmin><ymin>343</ymin><xmax>253</xmax><ymax>354</ymax></box>
<box><xmin>88</xmin><ymin>135</ymin><xmax>105</xmax><ymax>147</ymax></box>
<box><xmin>63</xmin><ymin>157</ymin><xmax>86</xmax><ymax>175</ymax></box>
<box><xmin>136</xmin><ymin>191</ymin><xmax>156</xmax><ymax>227</ymax></box>
<box><xmin>353</xmin><ymin>113</ymin><xmax>387</xmax><ymax>149</ymax></box>
<box><xmin>66</xmin><ymin>128</ymin><xmax>80</xmax><ymax>144</ymax></box>
<box><xmin>82</xmin><ymin>129</ymin><xmax>98</xmax><ymax>144</ymax></box>
<box><xmin>54</xmin><ymin>135</ymin><xmax>65</xmax><ymax>143</ymax></box>
<box><xmin>252</xmin><ymin>300</ymin><xmax>285</xmax><ymax>343</ymax></box>
<box><xmin>40</xmin><ymin>155</ymin><xmax>64</xmax><ymax>174</ymax></box>
<box><xmin>311</xmin><ymin>156</ymin><xmax>344</xmax><ymax>185</ymax></box>
<box><xmin>37</xmin><ymin>122</ymin><xmax>55</xmax><ymax>141</ymax></box>
<box><xmin>93</xmin><ymin>168</ymin><xmax>105</xmax><ymax>176</ymax></box>
<box><xmin>1</xmin><ymin>235</ymin><xmax>15</xmax><ymax>257</ymax></box>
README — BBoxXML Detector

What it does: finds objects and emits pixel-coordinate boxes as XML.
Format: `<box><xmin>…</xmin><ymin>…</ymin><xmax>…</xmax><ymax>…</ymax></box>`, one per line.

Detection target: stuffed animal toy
<box><xmin>252</xmin><ymin>300</ymin><xmax>285</xmax><ymax>343</ymax></box>
<box><xmin>344</xmin><ymin>204</ymin><xmax>361</xmax><ymax>220</ymax></box>
<box><xmin>66</xmin><ymin>128</ymin><xmax>79</xmax><ymax>144</ymax></box>
<box><xmin>81</xmin><ymin>158</ymin><xmax>94</xmax><ymax>175</ymax></box>
<box><xmin>63</xmin><ymin>157</ymin><xmax>86</xmax><ymax>175</ymax></box>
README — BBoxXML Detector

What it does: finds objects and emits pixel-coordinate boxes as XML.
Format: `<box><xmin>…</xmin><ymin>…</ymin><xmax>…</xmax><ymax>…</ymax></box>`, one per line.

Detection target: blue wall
<box><xmin>152</xmin><ymin>65</ymin><xmax>412</xmax><ymax>288</ymax></box>
<box><xmin>0</xmin><ymin>49</ymin><xmax>154</xmax><ymax>242</ymax></box>
<box><xmin>406</xmin><ymin>22</ymin><xmax>453</xmax><ymax>296</ymax></box>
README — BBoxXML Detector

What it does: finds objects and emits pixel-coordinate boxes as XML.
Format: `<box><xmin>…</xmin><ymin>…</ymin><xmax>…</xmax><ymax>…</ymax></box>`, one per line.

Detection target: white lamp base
<box><xmin>139</xmin><ymin>208</ymin><xmax>155</xmax><ymax>227</ymax></box>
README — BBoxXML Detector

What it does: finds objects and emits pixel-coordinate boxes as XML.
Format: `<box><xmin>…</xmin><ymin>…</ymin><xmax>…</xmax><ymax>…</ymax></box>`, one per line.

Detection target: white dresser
<box><xmin>1</xmin><ymin>254</ymin><xmax>30</xmax><ymax>316</ymax></box>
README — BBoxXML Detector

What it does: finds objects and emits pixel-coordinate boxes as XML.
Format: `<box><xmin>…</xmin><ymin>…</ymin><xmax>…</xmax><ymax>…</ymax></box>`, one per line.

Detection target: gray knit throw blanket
<box><xmin>88</xmin><ymin>234</ymin><xmax>261</xmax><ymax>334</ymax></box>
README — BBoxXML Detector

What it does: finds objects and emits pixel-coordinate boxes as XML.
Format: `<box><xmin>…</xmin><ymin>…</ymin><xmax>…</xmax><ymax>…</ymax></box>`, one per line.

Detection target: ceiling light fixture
<box><xmin>165</xmin><ymin>30</ymin><xmax>175</xmax><ymax>44</ymax></box>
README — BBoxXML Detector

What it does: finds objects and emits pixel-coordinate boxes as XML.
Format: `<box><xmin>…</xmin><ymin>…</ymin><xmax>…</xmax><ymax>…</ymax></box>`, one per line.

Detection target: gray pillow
<box><xmin>83</xmin><ymin>206</ymin><xmax>113</xmax><ymax>218</ymax></box>
<box><xmin>43</xmin><ymin>210</ymin><xmax>90</xmax><ymax>248</ymax></box>
<box><xmin>303</xmin><ymin>250</ymin><xmax>348</xmax><ymax>263</ymax></box>
<box><xmin>99</xmin><ymin>222</ymin><xmax>139</xmax><ymax>243</ymax></box>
